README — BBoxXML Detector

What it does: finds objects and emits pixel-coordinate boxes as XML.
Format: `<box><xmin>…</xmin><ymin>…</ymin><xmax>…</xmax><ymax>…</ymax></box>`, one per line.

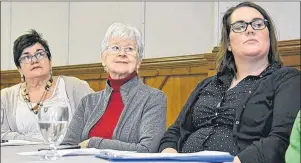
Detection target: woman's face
<box><xmin>228</xmin><ymin>7</ymin><xmax>270</xmax><ymax>62</ymax></box>
<box><xmin>101</xmin><ymin>37</ymin><xmax>141</xmax><ymax>79</ymax></box>
<box><xmin>18</xmin><ymin>43</ymin><xmax>51</xmax><ymax>80</ymax></box>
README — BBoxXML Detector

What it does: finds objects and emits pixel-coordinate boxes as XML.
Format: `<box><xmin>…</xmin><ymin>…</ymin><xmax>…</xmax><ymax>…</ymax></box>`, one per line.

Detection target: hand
<box><xmin>161</xmin><ymin>148</ymin><xmax>178</xmax><ymax>153</ymax></box>
<box><xmin>78</xmin><ymin>139</ymin><xmax>90</xmax><ymax>148</ymax></box>
<box><xmin>233</xmin><ymin>156</ymin><xmax>241</xmax><ymax>163</ymax></box>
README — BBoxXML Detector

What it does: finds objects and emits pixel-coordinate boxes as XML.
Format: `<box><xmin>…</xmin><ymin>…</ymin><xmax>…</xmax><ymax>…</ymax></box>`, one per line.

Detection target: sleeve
<box><xmin>1</xmin><ymin>89</ymin><xmax>40</xmax><ymax>141</ymax></box>
<box><xmin>158</xmin><ymin>77</ymin><xmax>212</xmax><ymax>152</ymax></box>
<box><xmin>285</xmin><ymin>110</ymin><xmax>300</xmax><ymax>163</ymax></box>
<box><xmin>77</xmin><ymin>80</ymin><xmax>94</xmax><ymax>96</ymax></box>
<box><xmin>1</xmin><ymin>98</ymin><xmax>21</xmax><ymax>140</ymax></box>
<box><xmin>237</xmin><ymin>72</ymin><xmax>301</xmax><ymax>163</ymax></box>
<box><xmin>61</xmin><ymin>97</ymin><xmax>86</xmax><ymax>145</ymax></box>
<box><xmin>64</xmin><ymin>76</ymin><xmax>94</xmax><ymax>114</ymax></box>
<box><xmin>88</xmin><ymin>91</ymin><xmax>167</xmax><ymax>153</ymax></box>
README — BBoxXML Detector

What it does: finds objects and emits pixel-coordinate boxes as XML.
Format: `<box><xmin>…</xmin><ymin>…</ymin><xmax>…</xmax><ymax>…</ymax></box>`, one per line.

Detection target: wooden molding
<box><xmin>1</xmin><ymin>39</ymin><xmax>300</xmax><ymax>85</ymax></box>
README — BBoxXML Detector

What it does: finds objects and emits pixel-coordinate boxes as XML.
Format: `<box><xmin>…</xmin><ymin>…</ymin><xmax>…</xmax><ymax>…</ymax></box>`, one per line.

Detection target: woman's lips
<box><xmin>115</xmin><ymin>61</ymin><xmax>128</xmax><ymax>64</ymax></box>
<box><xmin>31</xmin><ymin>66</ymin><xmax>42</xmax><ymax>70</ymax></box>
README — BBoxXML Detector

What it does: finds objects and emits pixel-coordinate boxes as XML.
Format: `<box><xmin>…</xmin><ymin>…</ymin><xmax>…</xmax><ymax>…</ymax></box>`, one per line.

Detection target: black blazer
<box><xmin>159</xmin><ymin>66</ymin><xmax>300</xmax><ymax>163</ymax></box>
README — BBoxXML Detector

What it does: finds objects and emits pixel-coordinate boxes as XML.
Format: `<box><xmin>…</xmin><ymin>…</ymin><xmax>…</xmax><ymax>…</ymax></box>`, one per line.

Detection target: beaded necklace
<box><xmin>21</xmin><ymin>77</ymin><xmax>53</xmax><ymax>114</ymax></box>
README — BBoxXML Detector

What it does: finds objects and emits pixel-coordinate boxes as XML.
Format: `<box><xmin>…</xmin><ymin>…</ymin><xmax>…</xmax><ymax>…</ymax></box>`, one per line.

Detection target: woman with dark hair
<box><xmin>159</xmin><ymin>2</ymin><xmax>300</xmax><ymax>163</ymax></box>
<box><xmin>1</xmin><ymin>30</ymin><xmax>94</xmax><ymax>142</ymax></box>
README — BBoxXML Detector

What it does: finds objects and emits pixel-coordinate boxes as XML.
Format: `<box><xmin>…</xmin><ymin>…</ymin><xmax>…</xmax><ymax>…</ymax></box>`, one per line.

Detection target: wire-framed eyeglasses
<box><xmin>106</xmin><ymin>45</ymin><xmax>137</xmax><ymax>55</ymax></box>
<box><xmin>19</xmin><ymin>51</ymin><xmax>49</xmax><ymax>64</ymax></box>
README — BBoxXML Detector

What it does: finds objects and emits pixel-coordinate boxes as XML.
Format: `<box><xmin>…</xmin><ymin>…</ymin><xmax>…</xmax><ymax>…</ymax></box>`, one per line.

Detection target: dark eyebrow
<box><xmin>36</xmin><ymin>49</ymin><xmax>44</xmax><ymax>52</ymax></box>
<box><xmin>21</xmin><ymin>49</ymin><xmax>44</xmax><ymax>55</ymax></box>
<box><xmin>21</xmin><ymin>52</ymin><xmax>30</xmax><ymax>55</ymax></box>
<box><xmin>232</xmin><ymin>17</ymin><xmax>264</xmax><ymax>24</ymax></box>
<box><xmin>252</xmin><ymin>18</ymin><xmax>265</xmax><ymax>21</ymax></box>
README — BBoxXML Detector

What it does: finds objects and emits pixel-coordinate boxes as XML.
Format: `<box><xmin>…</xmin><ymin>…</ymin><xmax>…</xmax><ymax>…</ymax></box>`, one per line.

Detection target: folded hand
<box><xmin>78</xmin><ymin>139</ymin><xmax>90</xmax><ymax>148</ymax></box>
<box><xmin>161</xmin><ymin>148</ymin><xmax>178</xmax><ymax>153</ymax></box>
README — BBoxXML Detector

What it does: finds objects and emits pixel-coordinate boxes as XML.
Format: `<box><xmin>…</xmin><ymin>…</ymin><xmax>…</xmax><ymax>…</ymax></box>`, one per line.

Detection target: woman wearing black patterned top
<box><xmin>158</xmin><ymin>2</ymin><xmax>300</xmax><ymax>163</ymax></box>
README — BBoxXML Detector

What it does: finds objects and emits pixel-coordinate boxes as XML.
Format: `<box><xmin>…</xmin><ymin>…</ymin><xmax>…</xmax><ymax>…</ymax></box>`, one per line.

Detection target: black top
<box><xmin>181</xmin><ymin>65</ymin><xmax>276</xmax><ymax>155</ymax></box>
<box><xmin>159</xmin><ymin>63</ymin><xmax>300</xmax><ymax>163</ymax></box>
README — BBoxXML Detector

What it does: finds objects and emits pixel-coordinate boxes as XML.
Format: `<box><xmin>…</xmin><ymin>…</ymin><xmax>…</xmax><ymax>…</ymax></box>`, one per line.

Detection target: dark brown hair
<box><xmin>216</xmin><ymin>1</ymin><xmax>282</xmax><ymax>74</ymax></box>
<box><xmin>13</xmin><ymin>29</ymin><xmax>51</xmax><ymax>68</ymax></box>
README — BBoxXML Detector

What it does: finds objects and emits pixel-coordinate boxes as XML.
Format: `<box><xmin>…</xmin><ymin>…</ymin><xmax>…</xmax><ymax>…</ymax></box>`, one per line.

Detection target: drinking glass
<box><xmin>38</xmin><ymin>105</ymin><xmax>69</xmax><ymax>160</ymax></box>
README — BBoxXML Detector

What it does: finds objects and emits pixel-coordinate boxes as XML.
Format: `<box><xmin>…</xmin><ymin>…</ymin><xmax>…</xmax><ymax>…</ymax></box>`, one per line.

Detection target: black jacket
<box><xmin>159</xmin><ymin>66</ymin><xmax>300</xmax><ymax>163</ymax></box>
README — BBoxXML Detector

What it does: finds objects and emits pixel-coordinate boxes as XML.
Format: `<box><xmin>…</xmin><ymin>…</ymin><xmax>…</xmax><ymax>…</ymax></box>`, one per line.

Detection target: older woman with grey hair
<box><xmin>62</xmin><ymin>22</ymin><xmax>167</xmax><ymax>153</ymax></box>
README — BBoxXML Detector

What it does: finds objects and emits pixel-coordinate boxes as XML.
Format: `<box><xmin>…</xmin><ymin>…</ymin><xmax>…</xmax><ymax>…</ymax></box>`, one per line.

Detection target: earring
<box><xmin>49</xmin><ymin>69</ymin><xmax>53</xmax><ymax>81</ymax></box>
<box><xmin>227</xmin><ymin>45</ymin><xmax>232</xmax><ymax>51</ymax></box>
<box><xmin>101</xmin><ymin>63</ymin><xmax>108</xmax><ymax>72</ymax></box>
<box><xmin>104</xmin><ymin>66</ymin><xmax>108</xmax><ymax>73</ymax></box>
<box><xmin>44</xmin><ymin>69</ymin><xmax>53</xmax><ymax>91</ymax></box>
<box><xmin>21</xmin><ymin>75</ymin><xmax>25</xmax><ymax>83</ymax></box>
<box><xmin>136</xmin><ymin>66</ymin><xmax>139</xmax><ymax>73</ymax></box>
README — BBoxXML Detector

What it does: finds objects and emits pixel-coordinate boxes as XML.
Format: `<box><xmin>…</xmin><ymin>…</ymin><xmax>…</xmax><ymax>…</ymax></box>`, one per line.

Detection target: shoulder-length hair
<box><xmin>216</xmin><ymin>2</ymin><xmax>282</xmax><ymax>74</ymax></box>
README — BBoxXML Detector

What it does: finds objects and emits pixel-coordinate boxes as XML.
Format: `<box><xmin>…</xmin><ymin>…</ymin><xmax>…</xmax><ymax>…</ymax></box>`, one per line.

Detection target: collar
<box><xmin>108</xmin><ymin>72</ymin><xmax>137</xmax><ymax>91</ymax></box>
<box><xmin>216</xmin><ymin>61</ymin><xmax>282</xmax><ymax>84</ymax></box>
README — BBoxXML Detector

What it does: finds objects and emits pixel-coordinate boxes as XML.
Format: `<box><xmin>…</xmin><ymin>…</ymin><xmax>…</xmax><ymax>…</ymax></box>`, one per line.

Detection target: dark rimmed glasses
<box><xmin>230</xmin><ymin>18</ymin><xmax>268</xmax><ymax>33</ymax></box>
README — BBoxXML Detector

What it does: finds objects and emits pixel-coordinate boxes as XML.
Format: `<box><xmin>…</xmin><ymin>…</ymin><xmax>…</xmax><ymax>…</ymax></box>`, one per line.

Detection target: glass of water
<box><xmin>38</xmin><ymin>105</ymin><xmax>69</xmax><ymax>160</ymax></box>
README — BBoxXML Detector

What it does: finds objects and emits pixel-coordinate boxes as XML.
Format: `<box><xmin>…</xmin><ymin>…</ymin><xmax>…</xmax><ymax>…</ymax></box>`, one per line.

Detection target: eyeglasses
<box><xmin>19</xmin><ymin>51</ymin><xmax>48</xmax><ymax>64</ymax></box>
<box><xmin>230</xmin><ymin>18</ymin><xmax>268</xmax><ymax>33</ymax></box>
<box><xmin>106</xmin><ymin>45</ymin><xmax>136</xmax><ymax>55</ymax></box>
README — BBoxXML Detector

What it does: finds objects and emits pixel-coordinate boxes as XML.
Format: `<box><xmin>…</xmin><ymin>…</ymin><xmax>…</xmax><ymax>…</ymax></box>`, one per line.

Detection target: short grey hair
<box><xmin>101</xmin><ymin>22</ymin><xmax>144</xmax><ymax>61</ymax></box>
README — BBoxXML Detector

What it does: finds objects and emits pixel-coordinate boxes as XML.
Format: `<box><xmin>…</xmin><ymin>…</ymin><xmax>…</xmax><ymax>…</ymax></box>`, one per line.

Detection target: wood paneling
<box><xmin>1</xmin><ymin>39</ymin><xmax>300</xmax><ymax>127</ymax></box>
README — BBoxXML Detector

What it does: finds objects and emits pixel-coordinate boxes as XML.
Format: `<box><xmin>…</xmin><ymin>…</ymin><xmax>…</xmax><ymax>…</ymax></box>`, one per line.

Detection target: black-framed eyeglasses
<box><xmin>230</xmin><ymin>18</ymin><xmax>268</xmax><ymax>33</ymax></box>
<box><xmin>19</xmin><ymin>51</ymin><xmax>48</xmax><ymax>64</ymax></box>
<box><xmin>106</xmin><ymin>45</ymin><xmax>137</xmax><ymax>55</ymax></box>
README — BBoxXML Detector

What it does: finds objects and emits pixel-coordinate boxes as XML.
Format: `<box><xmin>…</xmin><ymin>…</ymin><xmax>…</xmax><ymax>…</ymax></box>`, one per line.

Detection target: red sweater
<box><xmin>88</xmin><ymin>72</ymin><xmax>137</xmax><ymax>139</ymax></box>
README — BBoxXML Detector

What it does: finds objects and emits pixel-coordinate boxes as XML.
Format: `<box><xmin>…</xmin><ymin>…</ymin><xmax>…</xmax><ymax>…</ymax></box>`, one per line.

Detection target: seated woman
<box><xmin>285</xmin><ymin>110</ymin><xmax>300</xmax><ymax>163</ymax></box>
<box><xmin>159</xmin><ymin>2</ymin><xmax>300</xmax><ymax>163</ymax></box>
<box><xmin>1</xmin><ymin>30</ymin><xmax>94</xmax><ymax>141</ymax></box>
<box><xmin>62</xmin><ymin>22</ymin><xmax>167</xmax><ymax>153</ymax></box>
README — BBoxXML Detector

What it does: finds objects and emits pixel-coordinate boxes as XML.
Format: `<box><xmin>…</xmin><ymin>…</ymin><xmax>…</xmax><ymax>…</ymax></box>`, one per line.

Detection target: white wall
<box><xmin>1</xmin><ymin>2</ymin><xmax>11</xmax><ymax>71</ymax></box>
<box><xmin>1</xmin><ymin>2</ymin><xmax>70</xmax><ymax>70</ymax></box>
<box><xmin>214</xmin><ymin>2</ymin><xmax>300</xmax><ymax>45</ymax></box>
<box><xmin>10</xmin><ymin>2</ymin><xmax>70</xmax><ymax>67</ymax></box>
<box><xmin>144</xmin><ymin>2</ymin><xmax>214</xmax><ymax>58</ymax></box>
<box><xmin>1</xmin><ymin>2</ymin><xmax>300</xmax><ymax>70</ymax></box>
<box><xmin>69</xmin><ymin>2</ymin><xmax>144</xmax><ymax>65</ymax></box>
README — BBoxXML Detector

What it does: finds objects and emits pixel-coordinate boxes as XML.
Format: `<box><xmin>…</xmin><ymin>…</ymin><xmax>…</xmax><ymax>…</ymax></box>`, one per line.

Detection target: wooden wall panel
<box><xmin>144</xmin><ymin>77</ymin><xmax>157</xmax><ymax>88</ymax></box>
<box><xmin>161</xmin><ymin>75</ymin><xmax>208</xmax><ymax>127</ymax></box>
<box><xmin>281</xmin><ymin>55</ymin><xmax>300</xmax><ymax>68</ymax></box>
<box><xmin>1</xmin><ymin>39</ymin><xmax>300</xmax><ymax>128</ymax></box>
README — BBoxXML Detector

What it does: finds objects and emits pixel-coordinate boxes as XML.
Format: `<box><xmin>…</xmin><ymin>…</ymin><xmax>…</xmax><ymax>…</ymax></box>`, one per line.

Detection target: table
<box><xmin>1</xmin><ymin>145</ymin><xmax>232</xmax><ymax>163</ymax></box>
<box><xmin>1</xmin><ymin>145</ymin><xmax>109</xmax><ymax>163</ymax></box>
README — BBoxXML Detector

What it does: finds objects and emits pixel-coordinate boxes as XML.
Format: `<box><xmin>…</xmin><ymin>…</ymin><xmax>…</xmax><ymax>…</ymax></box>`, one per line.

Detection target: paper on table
<box><xmin>95</xmin><ymin>150</ymin><xmax>234</xmax><ymax>162</ymax></box>
<box><xmin>18</xmin><ymin>148</ymin><xmax>234</xmax><ymax>162</ymax></box>
<box><xmin>98</xmin><ymin>150</ymin><xmax>230</xmax><ymax>158</ymax></box>
<box><xmin>17</xmin><ymin>148</ymin><xmax>100</xmax><ymax>156</ymax></box>
<box><xmin>1</xmin><ymin>140</ymin><xmax>43</xmax><ymax>146</ymax></box>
